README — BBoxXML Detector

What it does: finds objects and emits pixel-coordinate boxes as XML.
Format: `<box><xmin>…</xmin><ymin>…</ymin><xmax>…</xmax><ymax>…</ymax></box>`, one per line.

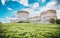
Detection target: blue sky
<box><xmin>0</xmin><ymin>0</ymin><xmax>60</xmax><ymax>23</ymax></box>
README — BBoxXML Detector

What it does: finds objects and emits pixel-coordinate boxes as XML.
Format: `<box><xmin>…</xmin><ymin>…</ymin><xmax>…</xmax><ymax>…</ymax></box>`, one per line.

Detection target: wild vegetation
<box><xmin>0</xmin><ymin>23</ymin><xmax>60</xmax><ymax>38</ymax></box>
<box><xmin>50</xmin><ymin>18</ymin><xmax>56</xmax><ymax>24</ymax></box>
<box><xmin>56</xmin><ymin>19</ymin><xmax>60</xmax><ymax>24</ymax></box>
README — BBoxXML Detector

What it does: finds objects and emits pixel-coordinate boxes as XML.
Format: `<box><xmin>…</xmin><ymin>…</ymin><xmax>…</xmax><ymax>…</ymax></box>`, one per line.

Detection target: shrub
<box><xmin>18</xmin><ymin>21</ymin><xmax>30</xmax><ymax>23</ymax></box>
<box><xmin>56</xmin><ymin>19</ymin><xmax>60</xmax><ymax>24</ymax></box>
<box><xmin>0</xmin><ymin>22</ymin><xmax>2</xmax><ymax>24</ymax></box>
<box><xmin>18</xmin><ymin>21</ymin><xmax>24</xmax><ymax>23</ymax></box>
<box><xmin>50</xmin><ymin>18</ymin><xmax>56</xmax><ymax>24</ymax></box>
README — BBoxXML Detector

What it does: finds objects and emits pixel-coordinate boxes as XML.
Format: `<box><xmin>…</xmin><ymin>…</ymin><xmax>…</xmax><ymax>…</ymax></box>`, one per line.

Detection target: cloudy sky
<box><xmin>0</xmin><ymin>0</ymin><xmax>60</xmax><ymax>23</ymax></box>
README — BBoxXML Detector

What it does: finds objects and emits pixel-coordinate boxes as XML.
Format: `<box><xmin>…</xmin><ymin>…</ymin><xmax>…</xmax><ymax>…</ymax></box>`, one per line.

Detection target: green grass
<box><xmin>0</xmin><ymin>23</ymin><xmax>60</xmax><ymax>38</ymax></box>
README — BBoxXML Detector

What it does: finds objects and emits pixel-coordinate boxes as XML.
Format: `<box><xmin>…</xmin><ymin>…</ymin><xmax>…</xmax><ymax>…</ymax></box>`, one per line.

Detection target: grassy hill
<box><xmin>0</xmin><ymin>23</ymin><xmax>60</xmax><ymax>38</ymax></box>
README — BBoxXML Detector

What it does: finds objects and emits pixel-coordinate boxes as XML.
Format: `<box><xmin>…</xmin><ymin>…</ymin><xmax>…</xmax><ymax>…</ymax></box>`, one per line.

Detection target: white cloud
<box><xmin>1</xmin><ymin>0</ymin><xmax>6</xmax><ymax>5</ymax></box>
<box><xmin>46</xmin><ymin>1</ymin><xmax>57</xmax><ymax>8</ymax></box>
<box><xmin>39</xmin><ymin>0</ymin><xmax>60</xmax><ymax>19</ymax></box>
<box><xmin>11</xmin><ymin>11</ymin><xmax>17</xmax><ymax>16</ymax></box>
<box><xmin>18</xmin><ymin>0</ymin><xmax>28</xmax><ymax>6</ymax></box>
<box><xmin>41</xmin><ymin>0</ymin><xmax>46</xmax><ymax>3</ymax></box>
<box><xmin>40</xmin><ymin>1</ymin><xmax>57</xmax><ymax>12</ymax></box>
<box><xmin>0</xmin><ymin>16</ymin><xmax>17</xmax><ymax>23</ymax></box>
<box><xmin>25</xmin><ymin>0</ymin><xmax>57</xmax><ymax>16</ymax></box>
<box><xmin>22</xmin><ymin>2</ymin><xmax>39</xmax><ymax>13</ymax></box>
<box><xmin>29</xmin><ymin>2</ymin><xmax>39</xmax><ymax>13</ymax></box>
<box><xmin>31</xmin><ymin>1</ymin><xmax>58</xmax><ymax>17</ymax></box>
<box><xmin>7</xmin><ymin>7</ymin><xmax>12</xmax><ymax>11</ymax></box>
<box><xmin>12</xmin><ymin>0</ymin><xmax>16</xmax><ymax>1</ymax></box>
<box><xmin>57</xmin><ymin>9</ymin><xmax>60</xmax><ymax>19</ymax></box>
<box><xmin>30</xmin><ymin>2</ymin><xmax>39</xmax><ymax>9</ymax></box>
<box><xmin>55</xmin><ymin>4</ymin><xmax>60</xmax><ymax>10</ymax></box>
<box><xmin>22</xmin><ymin>2</ymin><xmax>39</xmax><ymax>17</ymax></box>
<box><xmin>53</xmin><ymin>4</ymin><xmax>60</xmax><ymax>19</ymax></box>
<box><xmin>1</xmin><ymin>0</ymin><xmax>28</xmax><ymax>6</ymax></box>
